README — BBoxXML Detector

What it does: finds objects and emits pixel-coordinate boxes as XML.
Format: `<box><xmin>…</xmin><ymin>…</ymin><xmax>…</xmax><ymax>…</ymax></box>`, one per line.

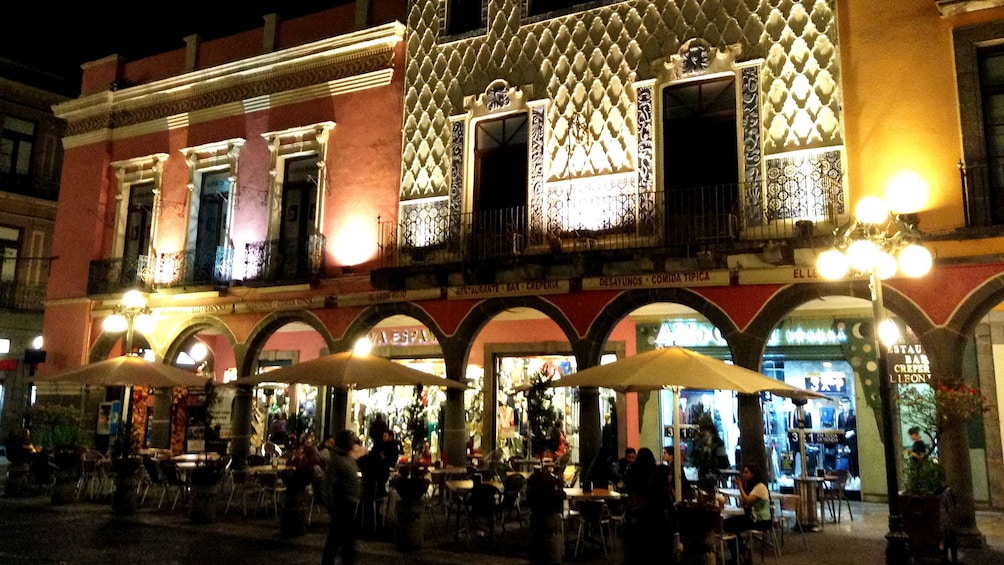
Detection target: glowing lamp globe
<box><xmin>816</xmin><ymin>249</ymin><xmax>849</xmax><ymax>280</ymax></box>
<box><xmin>854</xmin><ymin>196</ymin><xmax>890</xmax><ymax>225</ymax></box>
<box><xmin>878</xmin><ymin>318</ymin><xmax>901</xmax><ymax>348</ymax></box>
<box><xmin>846</xmin><ymin>239</ymin><xmax>881</xmax><ymax>273</ymax></box>
<box><xmin>103</xmin><ymin>314</ymin><xmax>128</xmax><ymax>333</ymax></box>
<box><xmin>122</xmin><ymin>290</ymin><xmax>147</xmax><ymax>310</ymax></box>
<box><xmin>876</xmin><ymin>251</ymin><xmax>898</xmax><ymax>280</ymax></box>
<box><xmin>353</xmin><ymin>338</ymin><xmax>373</xmax><ymax>356</ymax></box>
<box><xmin>133</xmin><ymin>312</ymin><xmax>156</xmax><ymax>336</ymax></box>
<box><xmin>898</xmin><ymin>244</ymin><xmax>933</xmax><ymax>278</ymax></box>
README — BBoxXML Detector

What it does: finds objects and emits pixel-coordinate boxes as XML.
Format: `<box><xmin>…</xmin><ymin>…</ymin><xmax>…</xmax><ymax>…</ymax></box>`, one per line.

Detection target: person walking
<box><xmin>321</xmin><ymin>429</ymin><xmax>366</xmax><ymax>565</ymax></box>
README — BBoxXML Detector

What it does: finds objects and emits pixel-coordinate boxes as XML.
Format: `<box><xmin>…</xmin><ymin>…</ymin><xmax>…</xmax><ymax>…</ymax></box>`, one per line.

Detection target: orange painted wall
<box><xmin>839</xmin><ymin>1</ymin><xmax>1004</xmax><ymax>238</ymax></box>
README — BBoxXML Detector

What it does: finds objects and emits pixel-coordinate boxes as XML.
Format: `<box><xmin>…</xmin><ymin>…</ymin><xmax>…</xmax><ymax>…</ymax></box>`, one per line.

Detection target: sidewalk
<box><xmin>1</xmin><ymin>490</ymin><xmax>1003</xmax><ymax>564</ymax></box>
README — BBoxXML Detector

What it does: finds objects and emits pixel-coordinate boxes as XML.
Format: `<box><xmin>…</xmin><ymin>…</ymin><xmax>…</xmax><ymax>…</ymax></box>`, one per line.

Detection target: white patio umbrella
<box><xmin>236</xmin><ymin>351</ymin><xmax>468</xmax><ymax>390</ymax></box>
<box><xmin>33</xmin><ymin>355</ymin><xmax>210</xmax><ymax>388</ymax></box>
<box><xmin>531</xmin><ymin>346</ymin><xmax>826</xmax><ymax>501</ymax></box>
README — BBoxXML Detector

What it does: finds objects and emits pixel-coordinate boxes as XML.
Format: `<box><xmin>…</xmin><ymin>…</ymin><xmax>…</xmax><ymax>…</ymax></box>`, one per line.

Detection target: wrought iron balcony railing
<box><xmin>0</xmin><ymin>257</ymin><xmax>52</xmax><ymax>311</ymax></box>
<box><xmin>154</xmin><ymin>245</ymin><xmax>234</xmax><ymax>289</ymax></box>
<box><xmin>244</xmin><ymin>234</ymin><xmax>326</xmax><ymax>284</ymax></box>
<box><xmin>378</xmin><ymin>181</ymin><xmax>843</xmax><ymax>268</ymax></box>
<box><xmin>87</xmin><ymin>255</ymin><xmax>152</xmax><ymax>296</ymax></box>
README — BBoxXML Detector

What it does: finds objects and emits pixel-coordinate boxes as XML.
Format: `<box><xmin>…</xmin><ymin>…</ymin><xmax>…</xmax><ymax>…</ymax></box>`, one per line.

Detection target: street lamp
<box><xmin>817</xmin><ymin>191</ymin><xmax>933</xmax><ymax>564</ymax></box>
<box><xmin>102</xmin><ymin>290</ymin><xmax>157</xmax><ymax>441</ymax></box>
<box><xmin>102</xmin><ymin>290</ymin><xmax>155</xmax><ymax>357</ymax></box>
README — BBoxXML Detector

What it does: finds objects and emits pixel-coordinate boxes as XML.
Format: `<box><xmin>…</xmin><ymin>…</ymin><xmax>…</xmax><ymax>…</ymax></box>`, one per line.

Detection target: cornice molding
<box><xmin>55</xmin><ymin>22</ymin><xmax>405</xmax><ymax>145</ymax></box>
<box><xmin>937</xmin><ymin>0</ymin><xmax>1004</xmax><ymax>15</ymax></box>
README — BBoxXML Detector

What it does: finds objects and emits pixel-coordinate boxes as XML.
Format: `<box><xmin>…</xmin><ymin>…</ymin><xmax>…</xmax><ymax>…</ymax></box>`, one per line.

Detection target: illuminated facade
<box><xmin>35</xmin><ymin>0</ymin><xmax>1004</xmax><ymax>544</ymax></box>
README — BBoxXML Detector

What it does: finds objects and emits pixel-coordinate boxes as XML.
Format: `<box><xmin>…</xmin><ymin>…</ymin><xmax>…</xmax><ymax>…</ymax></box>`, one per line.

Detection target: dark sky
<box><xmin>2</xmin><ymin>1</ymin><xmax>349</xmax><ymax>95</ymax></box>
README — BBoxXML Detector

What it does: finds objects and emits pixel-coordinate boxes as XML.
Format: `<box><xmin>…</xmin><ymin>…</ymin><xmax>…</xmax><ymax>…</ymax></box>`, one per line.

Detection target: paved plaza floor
<box><xmin>2</xmin><ymin>488</ymin><xmax>1004</xmax><ymax>564</ymax></box>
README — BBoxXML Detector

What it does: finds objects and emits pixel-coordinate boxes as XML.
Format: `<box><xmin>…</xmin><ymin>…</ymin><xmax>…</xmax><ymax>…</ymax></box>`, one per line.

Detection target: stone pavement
<box><xmin>2</xmin><ymin>486</ymin><xmax>1004</xmax><ymax>564</ymax></box>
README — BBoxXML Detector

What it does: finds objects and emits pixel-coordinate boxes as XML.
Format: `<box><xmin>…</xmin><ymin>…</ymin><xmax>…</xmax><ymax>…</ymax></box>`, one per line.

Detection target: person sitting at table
<box><xmin>585</xmin><ymin>446</ymin><xmax>618</xmax><ymax>489</ymax></box>
<box><xmin>662</xmin><ymin>445</ymin><xmax>691</xmax><ymax>500</ymax></box>
<box><xmin>417</xmin><ymin>441</ymin><xmax>433</xmax><ymax>466</ymax></box>
<box><xmin>614</xmin><ymin>447</ymin><xmax>637</xmax><ymax>490</ymax></box>
<box><xmin>623</xmin><ymin>448</ymin><xmax>676</xmax><ymax>562</ymax></box>
<box><xmin>724</xmin><ymin>462</ymin><xmax>772</xmax><ymax>565</ymax></box>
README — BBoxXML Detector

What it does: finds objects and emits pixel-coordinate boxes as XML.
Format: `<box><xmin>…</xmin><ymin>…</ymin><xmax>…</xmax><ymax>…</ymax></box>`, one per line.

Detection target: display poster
<box><xmin>207</xmin><ymin>385</ymin><xmax>236</xmax><ymax>439</ymax></box>
<box><xmin>96</xmin><ymin>402</ymin><xmax>112</xmax><ymax>436</ymax></box>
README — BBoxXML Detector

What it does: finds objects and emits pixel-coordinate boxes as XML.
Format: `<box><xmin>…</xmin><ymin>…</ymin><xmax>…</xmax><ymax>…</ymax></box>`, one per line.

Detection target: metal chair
<box><xmin>822</xmin><ymin>469</ymin><xmax>853</xmax><ymax>523</ymax></box>
<box><xmin>498</xmin><ymin>473</ymin><xmax>526</xmax><ymax>531</ymax></box>
<box><xmin>467</xmin><ymin>482</ymin><xmax>502</xmax><ymax>542</ymax></box>
<box><xmin>157</xmin><ymin>460</ymin><xmax>188</xmax><ymax>510</ymax></box>
<box><xmin>775</xmin><ymin>494</ymin><xmax>807</xmax><ymax>550</ymax></box>
<box><xmin>139</xmin><ymin>456</ymin><xmax>167</xmax><ymax>506</ymax></box>
<box><xmin>572</xmin><ymin>499</ymin><xmax>611</xmax><ymax>558</ymax></box>
<box><xmin>225</xmin><ymin>469</ymin><xmax>262</xmax><ymax>517</ymax></box>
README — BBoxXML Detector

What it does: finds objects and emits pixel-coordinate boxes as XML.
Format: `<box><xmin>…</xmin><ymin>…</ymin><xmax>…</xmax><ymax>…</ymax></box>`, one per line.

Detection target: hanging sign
<box><xmin>886</xmin><ymin>342</ymin><xmax>931</xmax><ymax>384</ymax></box>
<box><xmin>582</xmin><ymin>270</ymin><xmax>729</xmax><ymax>290</ymax></box>
<box><xmin>447</xmin><ymin>280</ymin><xmax>569</xmax><ymax>300</ymax></box>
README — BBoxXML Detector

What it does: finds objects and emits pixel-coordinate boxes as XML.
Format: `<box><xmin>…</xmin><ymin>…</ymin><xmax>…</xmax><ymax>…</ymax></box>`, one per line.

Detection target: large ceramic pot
<box><xmin>280</xmin><ymin>487</ymin><xmax>311</xmax><ymax>537</ymax></box>
<box><xmin>50</xmin><ymin>446</ymin><xmax>84</xmax><ymax>505</ymax></box>
<box><xmin>189</xmin><ymin>482</ymin><xmax>221</xmax><ymax>524</ymax></box>
<box><xmin>393</xmin><ymin>474</ymin><xmax>430</xmax><ymax>551</ymax></box>
<box><xmin>111</xmin><ymin>456</ymin><xmax>142</xmax><ymax>514</ymax></box>
<box><xmin>189</xmin><ymin>464</ymin><xmax>225</xmax><ymax>524</ymax></box>
<box><xmin>900</xmin><ymin>490</ymin><xmax>955</xmax><ymax>560</ymax></box>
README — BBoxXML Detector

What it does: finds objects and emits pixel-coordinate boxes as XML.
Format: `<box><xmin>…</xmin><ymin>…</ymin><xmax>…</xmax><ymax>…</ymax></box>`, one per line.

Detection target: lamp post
<box><xmin>817</xmin><ymin>193</ymin><xmax>933</xmax><ymax>564</ymax></box>
<box><xmin>102</xmin><ymin>290</ymin><xmax>157</xmax><ymax>440</ymax></box>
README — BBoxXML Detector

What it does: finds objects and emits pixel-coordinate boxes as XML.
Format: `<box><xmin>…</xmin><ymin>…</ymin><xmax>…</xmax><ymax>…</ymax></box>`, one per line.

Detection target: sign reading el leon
<box><xmin>582</xmin><ymin>270</ymin><xmax>729</xmax><ymax>290</ymax></box>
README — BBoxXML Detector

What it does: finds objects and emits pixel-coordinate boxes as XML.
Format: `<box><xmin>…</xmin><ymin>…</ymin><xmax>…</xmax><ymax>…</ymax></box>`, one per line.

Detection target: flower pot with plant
<box><xmin>27</xmin><ymin>403</ymin><xmax>85</xmax><ymax>504</ymax></box>
<box><xmin>896</xmin><ymin>381</ymin><xmax>990</xmax><ymax>559</ymax></box>
<box><xmin>188</xmin><ymin>457</ymin><xmax>226</xmax><ymax>524</ymax></box>
<box><xmin>393</xmin><ymin>387</ymin><xmax>433</xmax><ymax>551</ymax></box>
<box><xmin>110</xmin><ymin>428</ymin><xmax>142</xmax><ymax>514</ymax></box>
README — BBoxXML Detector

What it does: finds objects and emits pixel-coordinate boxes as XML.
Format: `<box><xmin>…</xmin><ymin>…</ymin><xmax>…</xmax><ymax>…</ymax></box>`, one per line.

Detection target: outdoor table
<box><xmin>172</xmin><ymin>452</ymin><xmax>220</xmax><ymax>463</ymax></box>
<box><xmin>563</xmin><ymin>487</ymin><xmax>622</xmax><ymax>501</ymax></box>
<box><xmin>248</xmin><ymin>463</ymin><xmax>292</xmax><ymax>474</ymax></box>
<box><xmin>794</xmin><ymin>476</ymin><xmax>826</xmax><ymax>531</ymax></box>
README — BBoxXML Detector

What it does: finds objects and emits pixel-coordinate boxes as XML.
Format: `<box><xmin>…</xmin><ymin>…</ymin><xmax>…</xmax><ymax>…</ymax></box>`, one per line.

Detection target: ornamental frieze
<box><xmin>64</xmin><ymin>51</ymin><xmax>396</xmax><ymax>137</ymax></box>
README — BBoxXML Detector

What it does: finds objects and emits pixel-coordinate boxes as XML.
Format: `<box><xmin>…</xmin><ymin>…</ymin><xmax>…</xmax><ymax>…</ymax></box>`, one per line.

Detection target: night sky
<box><xmin>2</xmin><ymin>1</ymin><xmax>351</xmax><ymax>95</ymax></box>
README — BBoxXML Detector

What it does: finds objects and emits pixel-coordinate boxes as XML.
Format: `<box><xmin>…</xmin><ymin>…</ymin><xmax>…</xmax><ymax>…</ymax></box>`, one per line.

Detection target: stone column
<box><xmin>440</xmin><ymin>338</ymin><xmax>468</xmax><ymax>468</ymax></box>
<box><xmin>729</xmin><ymin>332</ymin><xmax>769</xmax><ymax>476</ymax></box>
<box><xmin>923</xmin><ymin>326</ymin><xmax>985</xmax><ymax>547</ymax></box>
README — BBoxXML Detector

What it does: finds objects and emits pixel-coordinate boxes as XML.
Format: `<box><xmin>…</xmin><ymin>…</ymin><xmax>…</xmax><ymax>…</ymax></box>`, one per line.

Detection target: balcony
<box><xmin>87</xmin><ymin>256</ymin><xmax>152</xmax><ymax>296</ymax></box>
<box><xmin>244</xmin><ymin>234</ymin><xmax>326</xmax><ymax>285</ymax></box>
<box><xmin>154</xmin><ymin>246</ymin><xmax>234</xmax><ymax>290</ymax></box>
<box><xmin>374</xmin><ymin>181</ymin><xmax>842</xmax><ymax>286</ymax></box>
<box><xmin>0</xmin><ymin>257</ymin><xmax>52</xmax><ymax>311</ymax></box>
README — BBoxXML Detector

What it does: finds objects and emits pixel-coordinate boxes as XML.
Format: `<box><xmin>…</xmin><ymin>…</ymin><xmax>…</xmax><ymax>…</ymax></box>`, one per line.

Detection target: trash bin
<box><xmin>794</xmin><ymin>477</ymin><xmax>822</xmax><ymax>532</ymax></box>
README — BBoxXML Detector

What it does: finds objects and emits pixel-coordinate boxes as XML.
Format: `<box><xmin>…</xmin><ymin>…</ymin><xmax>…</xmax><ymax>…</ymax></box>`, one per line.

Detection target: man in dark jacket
<box><xmin>322</xmin><ymin>429</ymin><xmax>365</xmax><ymax>565</ymax></box>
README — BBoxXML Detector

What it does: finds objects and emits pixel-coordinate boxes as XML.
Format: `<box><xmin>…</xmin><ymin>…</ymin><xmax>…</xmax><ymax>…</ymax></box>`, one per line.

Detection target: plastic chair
<box><xmin>822</xmin><ymin>469</ymin><xmax>853</xmax><ymax>523</ymax></box>
<box><xmin>355</xmin><ymin>479</ymin><xmax>388</xmax><ymax>532</ymax></box>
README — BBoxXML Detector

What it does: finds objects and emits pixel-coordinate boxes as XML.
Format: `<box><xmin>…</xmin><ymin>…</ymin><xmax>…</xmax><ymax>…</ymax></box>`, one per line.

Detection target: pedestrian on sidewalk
<box><xmin>321</xmin><ymin>429</ymin><xmax>366</xmax><ymax>565</ymax></box>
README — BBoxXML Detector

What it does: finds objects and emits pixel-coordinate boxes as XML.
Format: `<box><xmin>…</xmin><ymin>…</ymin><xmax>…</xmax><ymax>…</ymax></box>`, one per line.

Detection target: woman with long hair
<box><xmin>724</xmin><ymin>462</ymin><xmax>772</xmax><ymax>563</ymax></box>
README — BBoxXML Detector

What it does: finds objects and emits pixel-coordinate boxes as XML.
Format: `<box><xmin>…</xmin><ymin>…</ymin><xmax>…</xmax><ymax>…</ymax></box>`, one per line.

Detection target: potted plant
<box><xmin>393</xmin><ymin>463</ymin><xmax>431</xmax><ymax>551</ymax></box>
<box><xmin>526</xmin><ymin>369</ymin><xmax>560</xmax><ymax>460</ymax></box>
<box><xmin>27</xmin><ymin>403</ymin><xmax>85</xmax><ymax>504</ymax></box>
<box><xmin>109</xmin><ymin>427</ymin><xmax>142</xmax><ymax>514</ymax></box>
<box><xmin>526</xmin><ymin>467</ymin><xmax>567</xmax><ymax>565</ymax></box>
<box><xmin>897</xmin><ymin>382</ymin><xmax>990</xmax><ymax>558</ymax></box>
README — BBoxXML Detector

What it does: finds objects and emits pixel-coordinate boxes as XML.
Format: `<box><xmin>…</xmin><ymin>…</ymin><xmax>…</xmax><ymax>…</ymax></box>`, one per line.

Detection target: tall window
<box><xmin>279</xmin><ymin>156</ymin><xmax>319</xmax><ymax>279</ymax></box>
<box><xmin>0</xmin><ymin>226</ymin><xmax>20</xmax><ymax>283</ymax></box>
<box><xmin>123</xmin><ymin>183</ymin><xmax>155</xmax><ymax>270</ymax></box>
<box><xmin>662</xmin><ymin>76</ymin><xmax>739</xmax><ymax>239</ymax></box>
<box><xmin>192</xmin><ymin>171</ymin><xmax>231</xmax><ymax>278</ymax></box>
<box><xmin>474</xmin><ymin>114</ymin><xmax>528</xmax><ymax>214</ymax></box>
<box><xmin>978</xmin><ymin>44</ymin><xmax>1004</xmax><ymax>225</ymax></box>
<box><xmin>446</xmin><ymin>0</ymin><xmax>483</xmax><ymax>35</ymax></box>
<box><xmin>0</xmin><ymin>117</ymin><xmax>35</xmax><ymax>176</ymax></box>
